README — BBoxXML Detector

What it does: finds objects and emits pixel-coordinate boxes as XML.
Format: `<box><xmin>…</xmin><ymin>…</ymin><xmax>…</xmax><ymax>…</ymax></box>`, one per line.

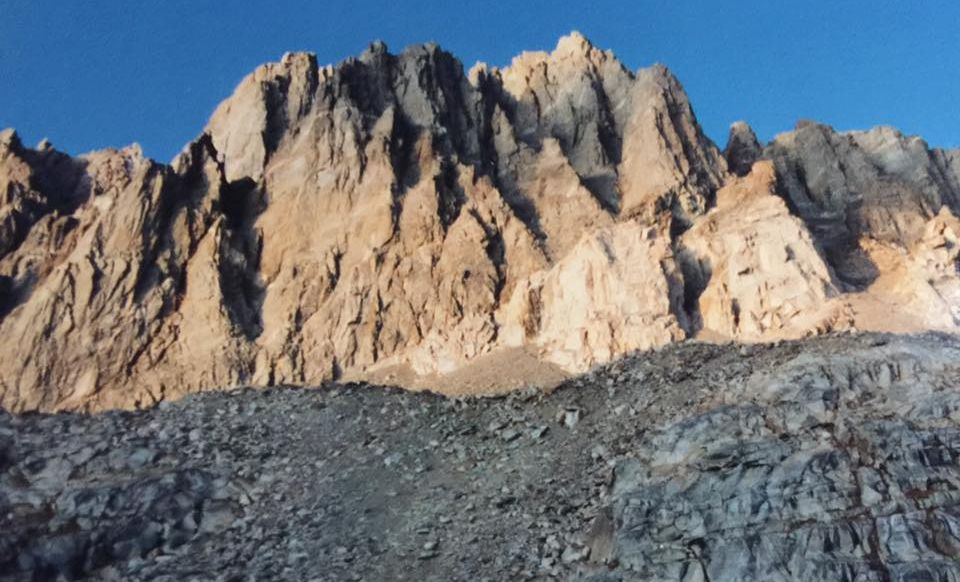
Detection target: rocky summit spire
<box><xmin>1</xmin><ymin>36</ymin><xmax>959</xmax><ymax>412</ymax></box>
<box><xmin>724</xmin><ymin>120</ymin><xmax>762</xmax><ymax>176</ymax></box>
<box><xmin>553</xmin><ymin>30</ymin><xmax>596</xmax><ymax>58</ymax></box>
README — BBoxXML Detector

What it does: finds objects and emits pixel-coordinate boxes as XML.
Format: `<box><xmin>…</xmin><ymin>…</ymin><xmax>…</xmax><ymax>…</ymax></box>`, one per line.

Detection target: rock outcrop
<box><xmin>1</xmin><ymin>34</ymin><xmax>959</xmax><ymax>411</ymax></box>
<box><xmin>500</xmin><ymin>221</ymin><xmax>688</xmax><ymax>372</ymax></box>
<box><xmin>610</xmin><ymin>336</ymin><xmax>960</xmax><ymax>581</ymax></box>
<box><xmin>765</xmin><ymin>122</ymin><xmax>960</xmax><ymax>285</ymax></box>
<box><xmin>723</xmin><ymin>120</ymin><xmax>762</xmax><ymax>176</ymax></box>
<box><xmin>846</xmin><ymin>208</ymin><xmax>960</xmax><ymax>333</ymax></box>
<box><xmin>679</xmin><ymin>161</ymin><xmax>841</xmax><ymax>341</ymax></box>
<box><xmin>0</xmin><ymin>131</ymin><xmax>255</xmax><ymax>412</ymax></box>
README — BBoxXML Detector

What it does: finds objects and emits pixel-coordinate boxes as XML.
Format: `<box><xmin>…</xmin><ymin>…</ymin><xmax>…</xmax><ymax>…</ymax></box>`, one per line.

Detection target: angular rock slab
<box><xmin>608</xmin><ymin>345</ymin><xmax>960</xmax><ymax>581</ymax></box>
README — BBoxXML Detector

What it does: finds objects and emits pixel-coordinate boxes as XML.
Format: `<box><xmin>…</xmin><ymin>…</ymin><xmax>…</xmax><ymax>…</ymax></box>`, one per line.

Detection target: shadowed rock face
<box><xmin>765</xmin><ymin>123</ymin><xmax>960</xmax><ymax>285</ymax></box>
<box><xmin>1</xmin><ymin>34</ymin><xmax>960</xmax><ymax>412</ymax></box>
<box><xmin>724</xmin><ymin>120</ymin><xmax>762</xmax><ymax>177</ymax></box>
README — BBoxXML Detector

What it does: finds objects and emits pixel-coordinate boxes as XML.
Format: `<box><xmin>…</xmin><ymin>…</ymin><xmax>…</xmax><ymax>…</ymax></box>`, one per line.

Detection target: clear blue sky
<box><xmin>2</xmin><ymin>1</ymin><xmax>958</xmax><ymax>161</ymax></box>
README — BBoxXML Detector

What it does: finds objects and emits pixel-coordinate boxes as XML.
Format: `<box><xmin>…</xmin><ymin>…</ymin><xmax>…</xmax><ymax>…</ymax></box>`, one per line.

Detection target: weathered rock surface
<box><xmin>723</xmin><ymin>120</ymin><xmax>762</xmax><ymax>177</ymax></box>
<box><xmin>679</xmin><ymin>161</ymin><xmax>842</xmax><ymax>341</ymax></box>
<box><xmin>609</xmin><ymin>335</ymin><xmax>960</xmax><ymax>581</ymax></box>
<box><xmin>5</xmin><ymin>333</ymin><xmax>960</xmax><ymax>581</ymax></box>
<box><xmin>847</xmin><ymin>207</ymin><xmax>960</xmax><ymax>333</ymax></box>
<box><xmin>500</xmin><ymin>221</ymin><xmax>687</xmax><ymax>372</ymax></box>
<box><xmin>0</xmin><ymin>130</ymin><xmax>255</xmax><ymax>412</ymax></box>
<box><xmin>764</xmin><ymin>122</ymin><xmax>960</xmax><ymax>285</ymax></box>
<box><xmin>2</xmin><ymin>35</ymin><xmax>960</xmax><ymax>412</ymax></box>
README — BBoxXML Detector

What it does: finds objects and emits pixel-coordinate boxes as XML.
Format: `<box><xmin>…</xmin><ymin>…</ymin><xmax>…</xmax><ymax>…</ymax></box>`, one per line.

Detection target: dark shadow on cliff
<box><xmin>218</xmin><ymin>176</ymin><xmax>266</xmax><ymax>341</ymax></box>
<box><xmin>674</xmin><ymin>243</ymin><xmax>712</xmax><ymax>337</ymax></box>
<box><xmin>0</xmin><ymin>272</ymin><xmax>35</xmax><ymax>322</ymax></box>
<box><xmin>0</xmin><ymin>140</ymin><xmax>91</xmax><ymax>319</ymax></box>
<box><xmin>769</xmin><ymin>159</ymin><xmax>882</xmax><ymax>290</ymax></box>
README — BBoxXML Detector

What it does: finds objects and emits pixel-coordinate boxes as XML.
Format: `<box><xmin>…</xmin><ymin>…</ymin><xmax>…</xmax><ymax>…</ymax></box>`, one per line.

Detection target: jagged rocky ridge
<box><xmin>2</xmin><ymin>33</ymin><xmax>960</xmax><ymax>411</ymax></box>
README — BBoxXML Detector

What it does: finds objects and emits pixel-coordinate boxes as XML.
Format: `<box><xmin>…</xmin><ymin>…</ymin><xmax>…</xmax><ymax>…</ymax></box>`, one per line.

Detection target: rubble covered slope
<box><xmin>1</xmin><ymin>33</ymin><xmax>960</xmax><ymax>411</ymax></box>
<box><xmin>5</xmin><ymin>333</ymin><xmax>960</xmax><ymax>581</ymax></box>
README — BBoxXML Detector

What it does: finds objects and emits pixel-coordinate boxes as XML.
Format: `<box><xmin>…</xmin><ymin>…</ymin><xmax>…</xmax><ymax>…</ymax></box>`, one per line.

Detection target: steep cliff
<box><xmin>1</xmin><ymin>34</ymin><xmax>959</xmax><ymax>411</ymax></box>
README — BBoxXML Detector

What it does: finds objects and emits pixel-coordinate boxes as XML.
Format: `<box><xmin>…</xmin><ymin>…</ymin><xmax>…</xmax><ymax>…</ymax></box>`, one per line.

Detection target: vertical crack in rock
<box><xmin>217</xmin><ymin>176</ymin><xmax>265</xmax><ymax>340</ymax></box>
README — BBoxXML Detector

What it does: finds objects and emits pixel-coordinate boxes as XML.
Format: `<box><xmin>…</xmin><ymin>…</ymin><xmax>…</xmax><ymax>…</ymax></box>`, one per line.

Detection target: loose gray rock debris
<box><xmin>3</xmin><ymin>333</ymin><xmax>960</xmax><ymax>581</ymax></box>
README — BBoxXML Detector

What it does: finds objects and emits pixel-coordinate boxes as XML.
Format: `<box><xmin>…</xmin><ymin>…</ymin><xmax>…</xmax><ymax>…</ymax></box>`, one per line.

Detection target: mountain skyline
<box><xmin>6</xmin><ymin>14</ymin><xmax>960</xmax><ymax>581</ymax></box>
<box><xmin>2</xmin><ymin>31</ymin><xmax>959</xmax><ymax>412</ymax></box>
<box><xmin>2</xmin><ymin>0</ymin><xmax>958</xmax><ymax>160</ymax></box>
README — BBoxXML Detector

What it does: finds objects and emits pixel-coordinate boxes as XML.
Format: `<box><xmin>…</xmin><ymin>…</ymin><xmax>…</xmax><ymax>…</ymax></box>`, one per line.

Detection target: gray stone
<box><xmin>3</xmin><ymin>334</ymin><xmax>960</xmax><ymax>581</ymax></box>
<box><xmin>724</xmin><ymin>121</ymin><xmax>762</xmax><ymax>176</ymax></box>
<box><xmin>608</xmin><ymin>341</ymin><xmax>960</xmax><ymax>581</ymax></box>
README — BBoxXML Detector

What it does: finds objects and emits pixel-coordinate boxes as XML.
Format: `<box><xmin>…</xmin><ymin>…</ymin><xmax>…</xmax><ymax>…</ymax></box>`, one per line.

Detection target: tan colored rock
<box><xmin>0</xmin><ymin>135</ymin><xmax>253</xmax><ymax>411</ymax></box>
<box><xmin>680</xmin><ymin>162</ymin><xmax>840</xmax><ymax>341</ymax></box>
<box><xmin>2</xmin><ymin>36</ymin><xmax>960</xmax><ymax>412</ymax></box>
<box><xmin>206</xmin><ymin>52</ymin><xmax>319</xmax><ymax>182</ymax></box>
<box><xmin>519</xmin><ymin>139</ymin><xmax>614</xmax><ymax>258</ymax></box>
<box><xmin>499</xmin><ymin>31</ymin><xmax>635</xmax><ymax>211</ymax></box>
<box><xmin>847</xmin><ymin>208</ymin><xmax>960</xmax><ymax>333</ymax></box>
<box><xmin>500</xmin><ymin>221</ymin><xmax>687</xmax><ymax>372</ymax></box>
<box><xmin>617</xmin><ymin>65</ymin><xmax>728</xmax><ymax>224</ymax></box>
